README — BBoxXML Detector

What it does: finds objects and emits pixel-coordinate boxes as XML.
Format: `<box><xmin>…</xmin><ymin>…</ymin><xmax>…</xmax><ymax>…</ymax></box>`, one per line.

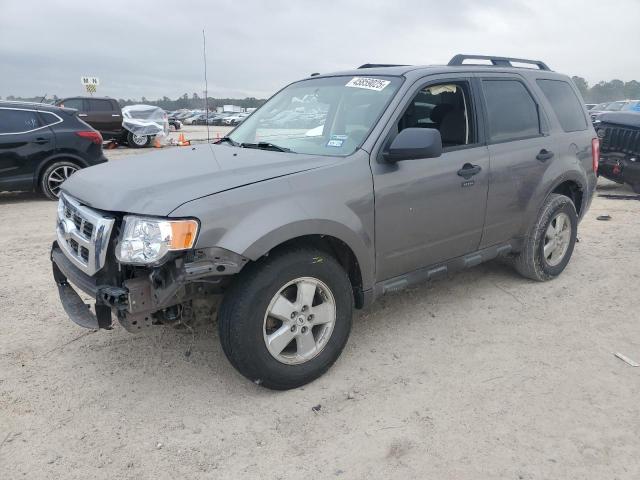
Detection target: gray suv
<box><xmin>51</xmin><ymin>55</ymin><xmax>598</xmax><ymax>390</ymax></box>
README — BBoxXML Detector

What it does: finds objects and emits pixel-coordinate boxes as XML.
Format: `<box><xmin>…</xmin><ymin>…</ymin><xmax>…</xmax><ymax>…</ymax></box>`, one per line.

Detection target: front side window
<box><xmin>397</xmin><ymin>82</ymin><xmax>474</xmax><ymax>148</ymax></box>
<box><xmin>536</xmin><ymin>79</ymin><xmax>587</xmax><ymax>132</ymax></box>
<box><xmin>482</xmin><ymin>79</ymin><xmax>541</xmax><ymax>143</ymax></box>
<box><xmin>0</xmin><ymin>109</ymin><xmax>42</xmax><ymax>134</ymax></box>
<box><xmin>228</xmin><ymin>75</ymin><xmax>402</xmax><ymax>156</ymax></box>
<box><xmin>60</xmin><ymin>98</ymin><xmax>84</xmax><ymax>111</ymax></box>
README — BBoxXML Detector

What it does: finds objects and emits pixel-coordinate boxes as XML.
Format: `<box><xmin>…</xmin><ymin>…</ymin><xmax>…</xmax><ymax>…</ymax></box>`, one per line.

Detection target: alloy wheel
<box><xmin>47</xmin><ymin>165</ymin><xmax>78</xmax><ymax>198</ymax></box>
<box><xmin>543</xmin><ymin>212</ymin><xmax>571</xmax><ymax>267</ymax></box>
<box><xmin>263</xmin><ymin>277</ymin><xmax>336</xmax><ymax>365</ymax></box>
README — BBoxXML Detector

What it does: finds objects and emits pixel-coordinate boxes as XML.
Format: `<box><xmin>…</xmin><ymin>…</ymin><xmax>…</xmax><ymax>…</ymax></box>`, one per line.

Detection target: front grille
<box><xmin>56</xmin><ymin>193</ymin><xmax>115</xmax><ymax>276</ymax></box>
<box><xmin>599</xmin><ymin>124</ymin><xmax>640</xmax><ymax>157</ymax></box>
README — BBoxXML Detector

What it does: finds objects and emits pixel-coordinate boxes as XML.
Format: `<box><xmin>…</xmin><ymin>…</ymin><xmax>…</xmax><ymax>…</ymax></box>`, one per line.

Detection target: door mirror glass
<box><xmin>383</xmin><ymin>128</ymin><xmax>442</xmax><ymax>162</ymax></box>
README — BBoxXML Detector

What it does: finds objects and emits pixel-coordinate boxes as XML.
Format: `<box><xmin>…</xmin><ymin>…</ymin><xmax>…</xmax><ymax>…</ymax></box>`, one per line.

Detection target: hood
<box><xmin>62</xmin><ymin>144</ymin><xmax>339</xmax><ymax>215</ymax></box>
<box><xmin>598</xmin><ymin>111</ymin><xmax>640</xmax><ymax>129</ymax></box>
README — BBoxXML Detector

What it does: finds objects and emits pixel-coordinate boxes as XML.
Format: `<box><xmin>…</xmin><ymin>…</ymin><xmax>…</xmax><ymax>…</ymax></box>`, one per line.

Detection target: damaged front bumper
<box><xmin>50</xmin><ymin>241</ymin><xmax>246</xmax><ymax>331</ymax></box>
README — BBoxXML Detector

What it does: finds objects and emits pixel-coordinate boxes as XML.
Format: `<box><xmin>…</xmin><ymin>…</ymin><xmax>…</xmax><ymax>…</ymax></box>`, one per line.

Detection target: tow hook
<box><xmin>98</xmin><ymin>286</ymin><xmax>128</xmax><ymax>309</ymax></box>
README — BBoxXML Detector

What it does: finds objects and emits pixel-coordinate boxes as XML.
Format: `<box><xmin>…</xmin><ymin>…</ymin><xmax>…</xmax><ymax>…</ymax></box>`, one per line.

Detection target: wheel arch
<box><xmin>34</xmin><ymin>154</ymin><xmax>89</xmax><ymax>191</ymax></box>
<box><xmin>221</xmin><ymin>220</ymin><xmax>374</xmax><ymax>309</ymax></box>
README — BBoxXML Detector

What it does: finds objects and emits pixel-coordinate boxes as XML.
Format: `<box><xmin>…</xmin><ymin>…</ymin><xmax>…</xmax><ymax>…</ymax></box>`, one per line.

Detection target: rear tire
<box><xmin>40</xmin><ymin>160</ymin><xmax>81</xmax><ymax>200</ymax></box>
<box><xmin>218</xmin><ymin>247</ymin><xmax>353</xmax><ymax>390</ymax></box>
<box><xmin>127</xmin><ymin>131</ymin><xmax>151</xmax><ymax>148</ymax></box>
<box><xmin>513</xmin><ymin>193</ymin><xmax>578</xmax><ymax>281</ymax></box>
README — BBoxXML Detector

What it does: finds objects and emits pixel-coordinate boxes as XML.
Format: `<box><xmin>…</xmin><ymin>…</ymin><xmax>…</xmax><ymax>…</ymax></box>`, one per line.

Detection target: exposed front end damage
<box><xmin>51</xmin><ymin>193</ymin><xmax>248</xmax><ymax>332</ymax></box>
<box><xmin>596</xmin><ymin>112</ymin><xmax>640</xmax><ymax>193</ymax></box>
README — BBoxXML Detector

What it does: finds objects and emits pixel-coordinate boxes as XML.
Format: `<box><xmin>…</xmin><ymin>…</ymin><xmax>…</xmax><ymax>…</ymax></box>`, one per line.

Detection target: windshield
<box><xmin>228</xmin><ymin>75</ymin><xmax>402</xmax><ymax>155</ymax></box>
<box><xmin>606</xmin><ymin>101</ymin><xmax>626</xmax><ymax>111</ymax></box>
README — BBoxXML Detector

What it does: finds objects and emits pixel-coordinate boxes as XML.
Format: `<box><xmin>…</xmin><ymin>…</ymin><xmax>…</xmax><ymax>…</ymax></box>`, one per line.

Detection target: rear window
<box><xmin>0</xmin><ymin>108</ymin><xmax>42</xmax><ymax>134</ymax></box>
<box><xmin>482</xmin><ymin>80</ymin><xmax>541</xmax><ymax>143</ymax></box>
<box><xmin>536</xmin><ymin>79</ymin><xmax>587</xmax><ymax>132</ymax></box>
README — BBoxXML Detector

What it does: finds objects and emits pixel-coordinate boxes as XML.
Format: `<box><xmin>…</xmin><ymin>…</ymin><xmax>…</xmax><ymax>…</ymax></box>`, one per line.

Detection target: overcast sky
<box><xmin>1</xmin><ymin>0</ymin><xmax>639</xmax><ymax>100</ymax></box>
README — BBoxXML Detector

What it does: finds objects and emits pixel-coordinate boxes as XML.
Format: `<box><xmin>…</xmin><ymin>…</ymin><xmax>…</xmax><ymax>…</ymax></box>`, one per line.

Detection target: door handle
<box><xmin>457</xmin><ymin>163</ymin><xmax>482</xmax><ymax>179</ymax></box>
<box><xmin>33</xmin><ymin>138</ymin><xmax>49</xmax><ymax>145</ymax></box>
<box><xmin>536</xmin><ymin>149</ymin><xmax>554</xmax><ymax>162</ymax></box>
<box><xmin>78</xmin><ymin>113</ymin><xmax>88</xmax><ymax>117</ymax></box>
<box><xmin>111</xmin><ymin>114</ymin><xmax>121</xmax><ymax>117</ymax></box>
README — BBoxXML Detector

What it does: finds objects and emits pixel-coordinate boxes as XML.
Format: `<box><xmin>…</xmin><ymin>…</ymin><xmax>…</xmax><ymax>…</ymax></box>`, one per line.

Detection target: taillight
<box><xmin>76</xmin><ymin>130</ymin><xmax>103</xmax><ymax>145</ymax></box>
<box><xmin>591</xmin><ymin>138</ymin><xmax>600</xmax><ymax>172</ymax></box>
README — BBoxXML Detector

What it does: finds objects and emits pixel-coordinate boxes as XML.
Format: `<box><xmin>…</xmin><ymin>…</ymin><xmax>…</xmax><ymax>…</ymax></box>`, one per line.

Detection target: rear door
<box><xmin>372</xmin><ymin>74</ymin><xmax>490</xmax><ymax>281</ymax></box>
<box><xmin>477</xmin><ymin>74</ymin><xmax>555</xmax><ymax>247</ymax></box>
<box><xmin>86</xmin><ymin>98</ymin><xmax>121</xmax><ymax>135</ymax></box>
<box><xmin>0</xmin><ymin>107</ymin><xmax>57</xmax><ymax>191</ymax></box>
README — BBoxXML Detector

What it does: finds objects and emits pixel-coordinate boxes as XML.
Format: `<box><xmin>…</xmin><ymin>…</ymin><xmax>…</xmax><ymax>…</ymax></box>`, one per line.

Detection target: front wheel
<box><xmin>127</xmin><ymin>131</ymin><xmax>151</xmax><ymax>148</ymax></box>
<box><xmin>218</xmin><ymin>247</ymin><xmax>353</xmax><ymax>390</ymax></box>
<box><xmin>513</xmin><ymin>193</ymin><xmax>578</xmax><ymax>281</ymax></box>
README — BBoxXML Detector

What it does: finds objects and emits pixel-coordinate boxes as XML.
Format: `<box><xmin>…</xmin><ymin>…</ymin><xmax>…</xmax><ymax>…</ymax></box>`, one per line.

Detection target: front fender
<box><xmin>170</xmin><ymin>152</ymin><xmax>376</xmax><ymax>289</ymax></box>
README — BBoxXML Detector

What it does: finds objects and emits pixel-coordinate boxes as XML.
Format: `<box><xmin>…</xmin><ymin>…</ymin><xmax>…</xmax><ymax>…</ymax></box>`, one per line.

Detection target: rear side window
<box><xmin>87</xmin><ymin>99</ymin><xmax>114</xmax><ymax>111</ymax></box>
<box><xmin>536</xmin><ymin>79</ymin><xmax>587</xmax><ymax>132</ymax></box>
<box><xmin>482</xmin><ymin>80</ymin><xmax>540</xmax><ymax>142</ymax></box>
<box><xmin>0</xmin><ymin>109</ymin><xmax>42</xmax><ymax>134</ymax></box>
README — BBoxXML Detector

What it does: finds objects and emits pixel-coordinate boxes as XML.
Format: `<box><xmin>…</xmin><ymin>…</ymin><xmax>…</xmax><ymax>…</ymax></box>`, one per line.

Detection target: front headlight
<box><xmin>116</xmin><ymin>216</ymin><xmax>199</xmax><ymax>265</ymax></box>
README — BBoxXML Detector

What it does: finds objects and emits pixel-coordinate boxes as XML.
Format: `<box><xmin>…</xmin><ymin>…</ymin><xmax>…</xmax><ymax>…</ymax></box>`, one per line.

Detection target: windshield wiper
<box><xmin>216</xmin><ymin>136</ymin><xmax>238</xmax><ymax>146</ymax></box>
<box><xmin>240</xmin><ymin>142</ymin><xmax>291</xmax><ymax>153</ymax></box>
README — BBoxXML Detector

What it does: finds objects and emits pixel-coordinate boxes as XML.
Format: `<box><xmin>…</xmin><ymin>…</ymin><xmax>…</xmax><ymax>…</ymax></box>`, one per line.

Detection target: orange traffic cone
<box><xmin>153</xmin><ymin>137</ymin><xmax>162</xmax><ymax>148</ymax></box>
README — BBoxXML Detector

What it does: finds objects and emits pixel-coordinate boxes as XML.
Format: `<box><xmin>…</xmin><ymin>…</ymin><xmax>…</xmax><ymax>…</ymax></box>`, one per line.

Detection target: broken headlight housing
<box><xmin>116</xmin><ymin>216</ymin><xmax>199</xmax><ymax>265</ymax></box>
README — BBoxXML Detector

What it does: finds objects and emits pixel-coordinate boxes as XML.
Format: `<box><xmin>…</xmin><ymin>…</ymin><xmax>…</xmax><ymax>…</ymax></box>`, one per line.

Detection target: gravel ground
<box><xmin>1</xmin><ymin>148</ymin><xmax>639</xmax><ymax>479</ymax></box>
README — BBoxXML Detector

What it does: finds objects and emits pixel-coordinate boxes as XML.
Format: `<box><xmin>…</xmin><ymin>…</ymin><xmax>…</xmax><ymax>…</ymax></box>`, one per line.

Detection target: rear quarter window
<box><xmin>536</xmin><ymin>79</ymin><xmax>588</xmax><ymax>132</ymax></box>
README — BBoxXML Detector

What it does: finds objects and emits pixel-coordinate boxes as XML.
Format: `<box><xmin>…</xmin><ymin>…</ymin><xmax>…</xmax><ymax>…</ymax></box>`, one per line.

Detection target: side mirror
<box><xmin>383</xmin><ymin>128</ymin><xmax>443</xmax><ymax>162</ymax></box>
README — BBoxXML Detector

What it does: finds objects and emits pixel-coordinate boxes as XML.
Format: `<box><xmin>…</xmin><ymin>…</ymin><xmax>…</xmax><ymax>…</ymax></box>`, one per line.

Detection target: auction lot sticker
<box><xmin>346</xmin><ymin>77</ymin><xmax>390</xmax><ymax>91</ymax></box>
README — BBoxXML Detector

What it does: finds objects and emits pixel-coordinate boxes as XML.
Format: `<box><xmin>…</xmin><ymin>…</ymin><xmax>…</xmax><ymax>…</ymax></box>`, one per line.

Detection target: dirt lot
<box><xmin>1</xmin><ymin>143</ymin><xmax>639</xmax><ymax>479</ymax></box>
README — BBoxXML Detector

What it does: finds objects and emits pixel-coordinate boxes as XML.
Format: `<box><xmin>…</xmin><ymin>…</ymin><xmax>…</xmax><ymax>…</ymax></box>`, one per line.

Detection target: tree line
<box><xmin>4</xmin><ymin>78</ymin><xmax>640</xmax><ymax>108</ymax></box>
<box><xmin>1</xmin><ymin>92</ymin><xmax>266</xmax><ymax>111</ymax></box>
<box><xmin>572</xmin><ymin>77</ymin><xmax>640</xmax><ymax>104</ymax></box>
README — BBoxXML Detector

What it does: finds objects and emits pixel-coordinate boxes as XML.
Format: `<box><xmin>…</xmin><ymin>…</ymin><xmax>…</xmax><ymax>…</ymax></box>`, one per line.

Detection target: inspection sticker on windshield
<box><xmin>327</xmin><ymin>134</ymin><xmax>347</xmax><ymax>147</ymax></box>
<box><xmin>345</xmin><ymin>77</ymin><xmax>390</xmax><ymax>91</ymax></box>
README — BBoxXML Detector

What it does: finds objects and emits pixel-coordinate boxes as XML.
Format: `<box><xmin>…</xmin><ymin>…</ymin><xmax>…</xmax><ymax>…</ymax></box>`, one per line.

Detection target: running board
<box><xmin>375</xmin><ymin>242</ymin><xmax>515</xmax><ymax>296</ymax></box>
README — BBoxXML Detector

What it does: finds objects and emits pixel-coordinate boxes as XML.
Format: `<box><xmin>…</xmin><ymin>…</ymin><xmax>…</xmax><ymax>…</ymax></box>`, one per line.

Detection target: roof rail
<box><xmin>358</xmin><ymin>63</ymin><xmax>408</xmax><ymax>69</ymax></box>
<box><xmin>448</xmin><ymin>54</ymin><xmax>551</xmax><ymax>71</ymax></box>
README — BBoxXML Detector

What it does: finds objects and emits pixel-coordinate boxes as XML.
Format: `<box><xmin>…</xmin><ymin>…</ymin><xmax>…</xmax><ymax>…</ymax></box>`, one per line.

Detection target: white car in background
<box><xmin>222</xmin><ymin>112</ymin><xmax>251</xmax><ymax>126</ymax></box>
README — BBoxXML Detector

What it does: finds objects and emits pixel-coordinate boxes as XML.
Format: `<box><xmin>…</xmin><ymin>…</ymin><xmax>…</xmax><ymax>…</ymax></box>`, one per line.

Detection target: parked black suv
<box><xmin>0</xmin><ymin>101</ymin><xmax>107</xmax><ymax>199</ymax></box>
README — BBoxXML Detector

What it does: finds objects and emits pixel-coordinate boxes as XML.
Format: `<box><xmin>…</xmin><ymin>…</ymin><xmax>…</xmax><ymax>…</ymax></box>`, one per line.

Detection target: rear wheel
<box><xmin>513</xmin><ymin>193</ymin><xmax>578</xmax><ymax>281</ymax></box>
<box><xmin>127</xmin><ymin>131</ymin><xmax>151</xmax><ymax>148</ymax></box>
<box><xmin>40</xmin><ymin>161</ymin><xmax>80</xmax><ymax>200</ymax></box>
<box><xmin>218</xmin><ymin>247</ymin><xmax>353</xmax><ymax>390</ymax></box>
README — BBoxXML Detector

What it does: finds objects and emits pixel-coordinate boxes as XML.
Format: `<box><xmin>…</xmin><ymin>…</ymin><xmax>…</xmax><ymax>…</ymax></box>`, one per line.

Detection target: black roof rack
<box><xmin>448</xmin><ymin>54</ymin><xmax>551</xmax><ymax>71</ymax></box>
<box><xmin>358</xmin><ymin>63</ymin><xmax>408</xmax><ymax>69</ymax></box>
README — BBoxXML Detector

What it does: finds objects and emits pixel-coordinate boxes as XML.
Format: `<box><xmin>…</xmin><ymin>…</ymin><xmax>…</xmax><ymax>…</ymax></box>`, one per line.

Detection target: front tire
<box><xmin>513</xmin><ymin>193</ymin><xmax>578</xmax><ymax>281</ymax></box>
<box><xmin>127</xmin><ymin>131</ymin><xmax>151</xmax><ymax>148</ymax></box>
<box><xmin>40</xmin><ymin>160</ymin><xmax>80</xmax><ymax>200</ymax></box>
<box><xmin>218</xmin><ymin>247</ymin><xmax>353</xmax><ymax>390</ymax></box>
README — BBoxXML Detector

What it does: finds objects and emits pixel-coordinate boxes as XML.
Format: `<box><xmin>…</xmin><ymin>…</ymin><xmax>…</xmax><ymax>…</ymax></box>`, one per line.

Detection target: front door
<box><xmin>372</xmin><ymin>76</ymin><xmax>490</xmax><ymax>281</ymax></box>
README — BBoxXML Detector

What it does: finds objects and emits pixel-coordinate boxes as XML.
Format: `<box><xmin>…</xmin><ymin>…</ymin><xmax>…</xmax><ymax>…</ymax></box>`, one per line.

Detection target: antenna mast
<box><xmin>203</xmin><ymin>28</ymin><xmax>210</xmax><ymax>142</ymax></box>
